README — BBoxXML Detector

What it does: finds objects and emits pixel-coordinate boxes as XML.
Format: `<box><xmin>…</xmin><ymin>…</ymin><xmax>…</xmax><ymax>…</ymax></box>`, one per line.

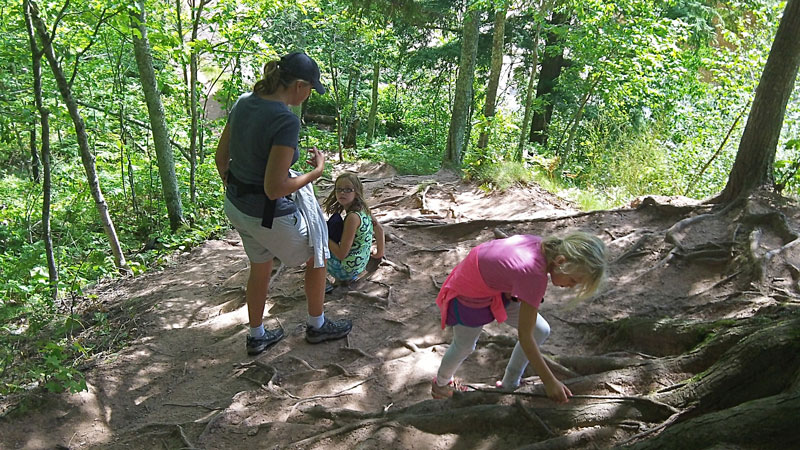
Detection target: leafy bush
<box><xmin>465</xmin><ymin>160</ymin><xmax>533</xmax><ymax>191</ymax></box>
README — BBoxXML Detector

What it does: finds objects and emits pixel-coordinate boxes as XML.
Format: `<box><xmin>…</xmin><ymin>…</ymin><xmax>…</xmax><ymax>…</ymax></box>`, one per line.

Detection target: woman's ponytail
<box><xmin>253</xmin><ymin>60</ymin><xmax>290</xmax><ymax>96</ymax></box>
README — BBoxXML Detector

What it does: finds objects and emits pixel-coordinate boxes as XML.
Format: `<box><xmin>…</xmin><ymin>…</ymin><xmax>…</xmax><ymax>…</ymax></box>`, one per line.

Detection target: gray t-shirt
<box><xmin>225</xmin><ymin>92</ymin><xmax>300</xmax><ymax>219</ymax></box>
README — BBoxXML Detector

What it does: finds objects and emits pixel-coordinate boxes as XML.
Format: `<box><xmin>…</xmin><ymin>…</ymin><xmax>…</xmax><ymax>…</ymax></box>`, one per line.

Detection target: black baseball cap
<box><xmin>279</xmin><ymin>52</ymin><xmax>326</xmax><ymax>95</ymax></box>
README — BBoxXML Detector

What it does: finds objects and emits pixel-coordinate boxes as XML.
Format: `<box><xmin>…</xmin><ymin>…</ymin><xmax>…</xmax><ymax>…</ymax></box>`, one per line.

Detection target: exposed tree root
<box><xmin>289</xmin><ymin>355</ymin><xmax>325</xmax><ymax>373</ymax></box>
<box><xmin>346</xmin><ymin>290</ymin><xmax>390</xmax><ymax>307</ymax></box>
<box><xmin>291</xmin><ymin>392</ymin><xmax>676</xmax><ymax>446</ymax></box>
<box><xmin>430</xmin><ymin>274</ymin><xmax>442</xmax><ymax>289</ymax></box>
<box><xmin>494</xmin><ymin>227</ymin><xmax>509</xmax><ymax>239</ymax></box>
<box><xmin>162</xmin><ymin>401</ymin><xmax>222</xmax><ymax>411</ymax></box>
<box><xmin>177</xmin><ymin>424</ymin><xmax>197</xmax><ymax>449</ymax></box>
<box><xmin>613</xmin><ymin>231</ymin><xmax>657</xmax><ymax>263</ymax></box>
<box><xmin>419</xmin><ymin>183</ymin><xmax>434</xmax><ymax>214</ymax></box>
<box><xmin>286</xmin><ymin>377</ymin><xmax>374</xmax><ymax>418</ymax></box>
<box><xmin>365</xmin><ymin>279</ymin><xmax>393</xmax><ymax>303</ymax></box>
<box><xmin>395</xmin><ymin>339</ymin><xmax>421</xmax><ymax>352</ymax></box>
<box><xmin>325</xmin><ymin>363</ymin><xmax>358</xmax><ymax>378</ymax></box>
<box><xmin>289</xmin><ymin>417</ymin><xmax>388</xmax><ymax>448</ymax></box>
<box><xmin>618</xmin><ymin>406</ymin><xmax>694</xmax><ymax>446</ymax></box>
<box><xmin>234</xmin><ymin>360</ymin><xmax>280</xmax><ymax>390</ymax></box>
<box><xmin>379</xmin><ymin>257</ymin><xmax>411</xmax><ymax>276</ymax></box>
<box><xmin>409</xmin><ymin>245</ymin><xmax>452</xmax><ymax>253</ymax></box>
<box><xmin>625</xmin><ymin>391</ymin><xmax>800</xmax><ymax>449</ymax></box>
<box><xmin>371</xmin><ymin>194</ymin><xmax>408</xmax><ymax>209</ymax></box>
<box><xmin>513</xmin><ymin>425</ymin><xmax>619</xmax><ymax>450</ymax></box>
<box><xmin>553</xmin><ymin>355</ymin><xmax>648</xmax><ymax>375</ymax></box>
<box><xmin>339</xmin><ymin>346</ymin><xmax>375</xmax><ymax>360</ymax></box>
<box><xmin>385</xmin><ymin>216</ymin><xmax>447</xmax><ymax>227</ymax></box>
<box><xmin>635</xmin><ymin>196</ymin><xmax>712</xmax><ymax>216</ymax></box>
<box><xmin>515</xmin><ymin>397</ymin><xmax>556</xmax><ymax>437</ymax></box>
<box><xmin>654</xmin><ymin>316</ymin><xmax>800</xmax><ymax>412</ymax></box>
<box><xmin>542</xmin><ymin>355</ymin><xmax>581</xmax><ymax>379</ymax></box>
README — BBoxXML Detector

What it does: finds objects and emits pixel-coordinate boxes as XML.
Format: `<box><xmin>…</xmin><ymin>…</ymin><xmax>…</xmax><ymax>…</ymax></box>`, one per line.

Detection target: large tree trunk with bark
<box><xmin>131</xmin><ymin>0</ymin><xmax>185</xmax><ymax>231</ymax></box>
<box><xmin>528</xmin><ymin>12</ymin><xmax>569</xmax><ymax>146</ymax></box>
<box><xmin>444</xmin><ymin>7</ymin><xmax>480</xmax><ymax>167</ymax></box>
<box><xmin>29</xmin><ymin>1</ymin><xmax>128</xmax><ymax>272</ymax></box>
<box><xmin>477</xmin><ymin>7</ymin><xmax>506</xmax><ymax>150</ymax></box>
<box><xmin>715</xmin><ymin>0</ymin><xmax>800</xmax><ymax>204</ymax></box>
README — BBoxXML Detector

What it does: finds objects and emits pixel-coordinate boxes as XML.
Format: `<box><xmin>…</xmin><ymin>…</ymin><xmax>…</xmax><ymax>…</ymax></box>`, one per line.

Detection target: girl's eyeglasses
<box><xmin>335</xmin><ymin>188</ymin><xmax>355</xmax><ymax>194</ymax></box>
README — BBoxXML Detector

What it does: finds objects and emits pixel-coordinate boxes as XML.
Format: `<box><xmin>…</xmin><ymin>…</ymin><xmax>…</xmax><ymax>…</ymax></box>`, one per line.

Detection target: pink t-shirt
<box><xmin>458</xmin><ymin>235</ymin><xmax>548</xmax><ymax>309</ymax></box>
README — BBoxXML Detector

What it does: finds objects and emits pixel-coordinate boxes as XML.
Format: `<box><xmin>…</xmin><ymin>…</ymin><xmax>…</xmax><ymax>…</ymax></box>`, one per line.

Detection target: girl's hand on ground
<box><xmin>365</xmin><ymin>255</ymin><xmax>382</xmax><ymax>272</ymax></box>
<box><xmin>545</xmin><ymin>380</ymin><xmax>572</xmax><ymax>404</ymax></box>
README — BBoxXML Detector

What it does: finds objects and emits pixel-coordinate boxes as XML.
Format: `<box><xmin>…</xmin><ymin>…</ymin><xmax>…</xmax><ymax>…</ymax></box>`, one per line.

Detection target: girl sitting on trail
<box><xmin>322</xmin><ymin>172</ymin><xmax>385</xmax><ymax>288</ymax></box>
<box><xmin>431</xmin><ymin>232</ymin><xmax>607</xmax><ymax>403</ymax></box>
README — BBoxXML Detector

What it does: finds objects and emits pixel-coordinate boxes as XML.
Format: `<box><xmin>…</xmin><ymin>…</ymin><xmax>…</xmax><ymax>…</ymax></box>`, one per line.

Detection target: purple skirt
<box><xmin>445</xmin><ymin>297</ymin><xmax>511</xmax><ymax>328</ymax></box>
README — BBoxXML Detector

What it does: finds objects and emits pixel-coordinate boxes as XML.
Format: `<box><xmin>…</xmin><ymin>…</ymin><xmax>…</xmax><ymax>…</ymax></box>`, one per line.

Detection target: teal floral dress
<box><xmin>327</xmin><ymin>211</ymin><xmax>373</xmax><ymax>281</ymax></box>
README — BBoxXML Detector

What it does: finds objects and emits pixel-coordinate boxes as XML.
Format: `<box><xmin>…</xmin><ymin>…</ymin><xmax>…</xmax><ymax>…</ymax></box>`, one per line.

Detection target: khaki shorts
<box><xmin>224</xmin><ymin>196</ymin><xmax>312</xmax><ymax>267</ymax></box>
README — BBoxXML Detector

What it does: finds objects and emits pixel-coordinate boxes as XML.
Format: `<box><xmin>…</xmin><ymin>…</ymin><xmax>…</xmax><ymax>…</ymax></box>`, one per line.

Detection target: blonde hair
<box><xmin>541</xmin><ymin>231</ymin><xmax>607</xmax><ymax>300</ymax></box>
<box><xmin>253</xmin><ymin>60</ymin><xmax>304</xmax><ymax>96</ymax></box>
<box><xmin>322</xmin><ymin>172</ymin><xmax>372</xmax><ymax>217</ymax></box>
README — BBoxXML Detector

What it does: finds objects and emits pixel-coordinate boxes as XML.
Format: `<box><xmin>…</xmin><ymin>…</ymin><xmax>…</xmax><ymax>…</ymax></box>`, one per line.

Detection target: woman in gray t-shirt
<box><xmin>215</xmin><ymin>52</ymin><xmax>352</xmax><ymax>356</ymax></box>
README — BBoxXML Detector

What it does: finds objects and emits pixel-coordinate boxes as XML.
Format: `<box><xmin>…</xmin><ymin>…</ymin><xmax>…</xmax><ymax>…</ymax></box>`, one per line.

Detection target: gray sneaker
<box><xmin>305</xmin><ymin>318</ymin><xmax>352</xmax><ymax>344</ymax></box>
<box><xmin>246</xmin><ymin>328</ymin><xmax>284</xmax><ymax>355</ymax></box>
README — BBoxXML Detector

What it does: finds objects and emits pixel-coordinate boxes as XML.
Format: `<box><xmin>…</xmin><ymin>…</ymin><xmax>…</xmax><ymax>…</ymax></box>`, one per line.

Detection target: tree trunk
<box><xmin>189</xmin><ymin>0</ymin><xmax>208</xmax><ymax>204</ymax></box>
<box><xmin>28</xmin><ymin>115</ymin><xmax>40</xmax><ymax>183</ymax></box>
<box><xmin>444</xmin><ymin>7</ymin><xmax>480</xmax><ymax>167</ymax></box>
<box><xmin>517</xmin><ymin>42</ymin><xmax>540</xmax><ymax>161</ymax></box>
<box><xmin>29</xmin><ymin>0</ymin><xmax>128</xmax><ymax>272</ymax></box>
<box><xmin>715</xmin><ymin>0</ymin><xmax>800</xmax><ymax>204</ymax></box>
<box><xmin>366</xmin><ymin>60</ymin><xmax>380</xmax><ymax>146</ymax></box>
<box><xmin>175</xmin><ymin>0</ymin><xmax>190</xmax><ymax>115</ymax></box>
<box><xmin>328</xmin><ymin>48</ymin><xmax>344</xmax><ymax>161</ymax></box>
<box><xmin>343</xmin><ymin>69</ymin><xmax>361</xmax><ymax>149</ymax></box>
<box><xmin>344</xmin><ymin>118</ymin><xmax>360</xmax><ymax>149</ymax></box>
<box><xmin>529</xmin><ymin>12</ymin><xmax>569</xmax><ymax>146</ymax></box>
<box><xmin>23</xmin><ymin>0</ymin><xmax>57</xmax><ymax>297</ymax></box>
<box><xmin>555</xmin><ymin>75</ymin><xmax>600</xmax><ymax>157</ymax></box>
<box><xmin>131</xmin><ymin>0</ymin><xmax>185</xmax><ymax>231</ymax></box>
<box><xmin>477</xmin><ymin>7</ymin><xmax>507</xmax><ymax>150</ymax></box>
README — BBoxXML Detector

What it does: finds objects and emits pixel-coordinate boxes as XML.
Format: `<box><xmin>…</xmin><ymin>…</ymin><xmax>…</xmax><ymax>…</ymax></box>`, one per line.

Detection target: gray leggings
<box><xmin>436</xmin><ymin>301</ymin><xmax>550</xmax><ymax>389</ymax></box>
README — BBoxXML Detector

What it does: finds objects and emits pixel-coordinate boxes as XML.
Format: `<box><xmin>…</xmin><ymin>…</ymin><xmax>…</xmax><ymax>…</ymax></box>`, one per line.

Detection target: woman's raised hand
<box><xmin>306</xmin><ymin>146</ymin><xmax>325</xmax><ymax>172</ymax></box>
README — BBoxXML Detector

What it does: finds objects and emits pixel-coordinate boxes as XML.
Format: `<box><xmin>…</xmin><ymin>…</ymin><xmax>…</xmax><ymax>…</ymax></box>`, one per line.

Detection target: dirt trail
<box><xmin>1</xmin><ymin>161</ymin><xmax>792</xmax><ymax>449</ymax></box>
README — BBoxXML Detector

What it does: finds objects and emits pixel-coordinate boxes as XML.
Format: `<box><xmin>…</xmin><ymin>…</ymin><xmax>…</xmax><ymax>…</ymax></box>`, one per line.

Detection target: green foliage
<box><xmin>306</xmin><ymin>92</ymin><xmax>339</xmax><ymax>116</ymax></box>
<box><xmin>358</xmin><ymin>136</ymin><xmax>443</xmax><ymax>174</ymax></box>
<box><xmin>38</xmin><ymin>341</ymin><xmax>88</xmax><ymax>394</ymax></box>
<box><xmin>466</xmin><ymin>160</ymin><xmax>533</xmax><ymax>191</ymax></box>
<box><xmin>775</xmin><ymin>138</ymin><xmax>800</xmax><ymax>193</ymax></box>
